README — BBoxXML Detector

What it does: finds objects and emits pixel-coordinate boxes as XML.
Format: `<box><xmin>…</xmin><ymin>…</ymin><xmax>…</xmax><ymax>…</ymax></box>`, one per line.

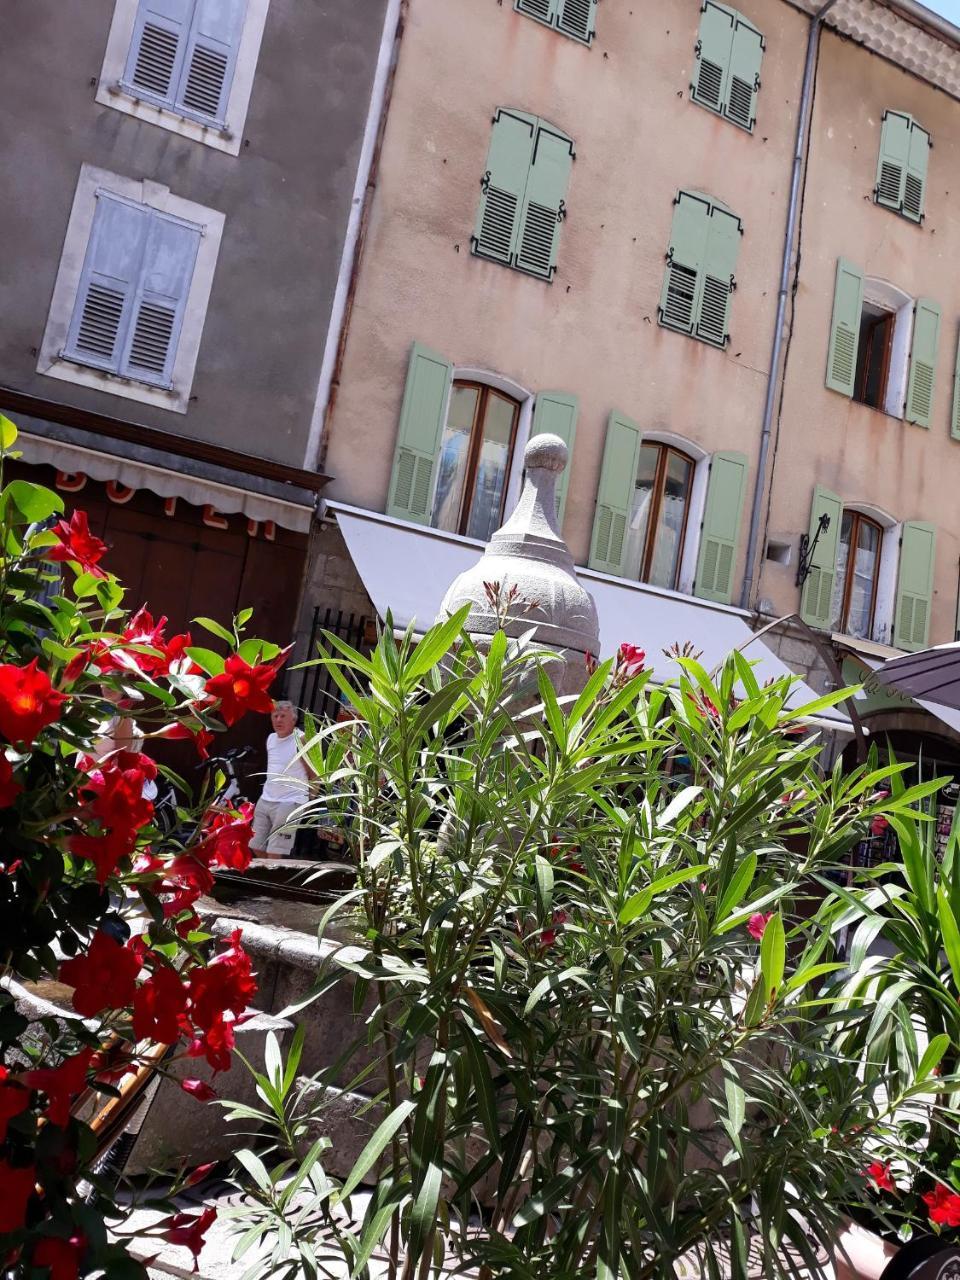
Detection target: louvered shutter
<box><xmin>64</xmin><ymin>194</ymin><xmax>150</xmax><ymax>375</ymax></box>
<box><xmin>799</xmin><ymin>486</ymin><xmax>842</xmax><ymax>630</ymax></box>
<box><xmin>726</xmin><ymin>15</ymin><xmax>763</xmax><ymax>131</ymax></box>
<box><xmin>825</xmin><ymin>258</ymin><xmax>864</xmax><ymax>397</ymax></box>
<box><xmin>515</xmin><ymin>122</ymin><xmax>574</xmax><ymax>281</ymax></box>
<box><xmin>530</xmin><ymin>392</ymin><xmax>578</xmax><ymax>526</ymax></box>
<box><xmin>516</xmin><ymin>0</ymin><xmax>556</xmax><ymax>24</ymax></box>
<box><xmin>557</xmin><ymin>0</ymin><xmax>596</xmax><ymax>43</ymax></box>
<box><xmin>659</xmin><ymin>192</ymin><xmax>711</xmax><ymax>337</ymax></box>
<box><xmin>473</xmin><ymin>110</ymin><xmax>536</xmax><ymax>268</ymax></box>
<box><xmin>692</xmin><ymin>2</ymin><xmax>735</xmax><ymax>115</ymax></box>
<box><xmin>894</xmin><ymin>521</ymin><xmax>935</xmax><ymax>651</ymax></box>
<box><xmin>875</xmin><ymin>111</ymin><xmax>911</xmax><ymax>213</ymax></box>
<box><xmin>386</xmin><ymin>343</ymin><xmax>452</xmax><ymax>525</ymax></box>
<box><xmin>694</xmin><ymin>451</ymin><xmax>747</xmax><ymax>604</ymax></box>
<box><xmin>588</xmin><ymin>412</ymin><xmax>642</xmax><ymax>577</ymax></box>
<box><xmin>696</xmin><ymin>204</ymin><xmax>741</xmax><ymax>347</ymax></box>
<box><xmin>120</xmin><ymin>212</ymin><xmax>200</xmax><ymax>387</ymax></box>
<box><xmin>123</xmin><ymin>0</ymin><xmax>193</xmax><ymax>104</ymax></box>
<box><xmin>176</xmin><ymin>0</ymin><xmax>247</xmax><ymax>124</ymax></box>
<box><xmin>951</xmin><ymin>329</ymin><xmax>960</xmax><ymax>442</ymax></box>
<box><xmin>903</xmin><ymin>119</ymin><xmax>930</xmax><ymax>222</ymax></box>
<box><xmin>904</xmin><ymin>298</ymin><xmax>940</xmax><ymax>428</ymax></box>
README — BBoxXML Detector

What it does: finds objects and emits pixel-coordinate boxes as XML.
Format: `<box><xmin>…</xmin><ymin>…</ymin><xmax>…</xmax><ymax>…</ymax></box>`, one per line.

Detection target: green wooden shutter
<box><xmin>694</xmin><ymin>451</ymin><xmax>747</xmax><ymax>604</ymax></box>
<box><xmin>692</xmin><ymin>2</ymin><xmax>735</xmax><ymax>114</ymax></box>
<box><xmin>660</xmin><ymin>192</ymin><xmax>711</xmax><ymax>336</ymax></box>
<box><xmin>951</xmin><ymin>328</ymin><xmax>960</xmax><ymax>441</ymax></box>
<box><xmin>557</xmin><ymin>0</ymin><xmax>595</xmax><ymax>43</ymax></box>
<box><xmin>530</xmin><ymin>391</ymin><xmax>578</xmax><ymax>526</ymax></box>
<box><xmin>894</xmin><ymin>521</ymin><xmax>936</xmax><ymax>651</ymax></box>
<box><xmin>903</xmin><ymin>119</ymin><xmax>930</xmax><ymax>222</ymax></box>
<box><xmin>905</xmin><ymin>298</ymin><xmax>940</xmax><ymax>428</ymax></box>
<box><xmin>875</xmin><ymin>111</ymin><xmax>911</xmax><ymax>212</ymax></box>
<box><xmin>726</xmin><ymin>15</ymin><xmax>763</xmax><ymax>131</ymax></box>
<box><xmin>386</xmin><ymin>343</ymin><xmax>452</xmax><ymax>525</ymax></box>
<box><xmin>515</xmin><ymin>121</ymin><xmax>574</xmax><ymax>281</ymax></box>
<box><xmin>696</xmin><ymin>204</ymin><xmax>741</xmax><ymax>347</ymax></box>
<box><xmin>825</xmin><ymin>258</ymin><xmax>864</xmax><ymax>397</ymax></box>
<box><xmin>799</xmin><ymin>486</ymin><xmax>842</xmax><ymax>629</ymax></box>
<box><xmin>473</xmin><ymin>109</ymin><xmax>535</xmax><ymax>267</ymax></box>
<box><xmin>588</xmin><ymin>412</ymin><xmax>642</xmax><ymax>577</ymax></box>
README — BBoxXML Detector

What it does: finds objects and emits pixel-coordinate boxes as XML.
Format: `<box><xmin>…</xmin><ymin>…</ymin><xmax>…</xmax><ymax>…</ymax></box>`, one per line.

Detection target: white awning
<box><xmin>328</xmin><ymin>502</ymin><xmax>852</xmax><ymax>730</ymax></box>
<box><xmin>17</xmin><ymin>431</ymin><xmax>314</xmax><ymax>533</ymax></box>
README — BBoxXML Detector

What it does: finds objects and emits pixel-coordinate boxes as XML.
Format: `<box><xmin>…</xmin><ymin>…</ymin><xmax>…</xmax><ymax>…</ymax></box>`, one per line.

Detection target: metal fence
<box><xmin>294</xmin><ymin>605</ymin><xmax>376</xmax><ymax>720</ymax></box>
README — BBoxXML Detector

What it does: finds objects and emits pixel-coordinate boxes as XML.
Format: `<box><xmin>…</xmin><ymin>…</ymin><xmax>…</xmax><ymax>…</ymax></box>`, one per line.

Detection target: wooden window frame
<box><xmin>638</xmin><ymin>443</ymin><xmax>695</xmax><ymax>589</ymax></box>
<box><xmin>452</xmin><ymin>380</ymin><xmax>521</xmax><ymax>537</ymax></box>
<box><xmin>837</xmin><ymin>510</ymin><xmax>883</xmax><ymax>637</ymax></box>
<box><xmin>854</xmin><ymin>309</ymin><xmax>895</xmax><ymax>409</ymax></box>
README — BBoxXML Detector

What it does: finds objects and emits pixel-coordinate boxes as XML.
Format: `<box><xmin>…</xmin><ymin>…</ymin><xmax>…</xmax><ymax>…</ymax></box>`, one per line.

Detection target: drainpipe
<box><xmin>739</xmin><ymin>0</ymin><xmax>838</xmax><ymax>609</ymax></box>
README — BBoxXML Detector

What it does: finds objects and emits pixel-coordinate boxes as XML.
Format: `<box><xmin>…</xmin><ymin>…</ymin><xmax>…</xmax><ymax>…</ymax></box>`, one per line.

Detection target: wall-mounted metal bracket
<box><xmin>796</xmin><ymin>512</ymin><xmax>831</xmax><ymax>588</ymax></box>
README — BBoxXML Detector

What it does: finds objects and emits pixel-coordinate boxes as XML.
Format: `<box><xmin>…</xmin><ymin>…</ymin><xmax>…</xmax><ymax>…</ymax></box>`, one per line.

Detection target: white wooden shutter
<box><xmin>119</xmin><ymin>212</ymin><xmax>201</xmax><ymax>387</ymax></box>
<box><xmin>176</xmin><ymin>0</ymin><xmax>247</xmax><ymax>124</ymax></box>
<box><xmin>124</xmin><ymin>0</ymin><xmax>193</xmax><ymax>104</ymax></box>
<box><xmin>64</xmin><ymin>194</ymin><xmax>151</xmax><ymax>374</ymax></box>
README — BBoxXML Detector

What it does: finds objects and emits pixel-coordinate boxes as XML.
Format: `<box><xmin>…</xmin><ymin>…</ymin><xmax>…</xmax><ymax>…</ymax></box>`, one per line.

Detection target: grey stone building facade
<box><xmin>1</xmin><ymin>0</ymin><xmax>392</xmax><ymax>657</ymax></box>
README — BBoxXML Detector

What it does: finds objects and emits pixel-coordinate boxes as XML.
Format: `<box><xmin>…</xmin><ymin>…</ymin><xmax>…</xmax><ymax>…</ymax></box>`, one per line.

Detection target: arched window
<box><xmin>432</xmin><ymin>381</ymin><xmax>521</xmax><ymax>542</ymax></box>
<box><xmin>626</xmin><ymin>442</ymin><xmax>695</xmax><ymax>590</ymax></box>
<box><xmin>831</xmin><ymin>510</ymin><xmax>883</xmax><ymax>639</ymax></box>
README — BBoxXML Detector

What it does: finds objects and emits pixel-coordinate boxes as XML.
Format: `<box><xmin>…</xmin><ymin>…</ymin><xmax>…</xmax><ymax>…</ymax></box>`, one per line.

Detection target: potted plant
<box><xmin>218</xmin><ymin>619</ymin><xmax>946</xmax><ymax>1279</ymax></box>
<box><xmin>825</xmin><ymin>783</ymin><xmax>960</xmax><ymax>1280</ymax></box>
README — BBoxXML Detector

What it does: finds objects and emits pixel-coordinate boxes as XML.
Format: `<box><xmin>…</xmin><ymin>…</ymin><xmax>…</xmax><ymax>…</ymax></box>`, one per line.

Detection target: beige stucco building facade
<box><xmin>298</xmin><ymin>0</ymin><xmax>960</xmax><ymax>755</ymax></box>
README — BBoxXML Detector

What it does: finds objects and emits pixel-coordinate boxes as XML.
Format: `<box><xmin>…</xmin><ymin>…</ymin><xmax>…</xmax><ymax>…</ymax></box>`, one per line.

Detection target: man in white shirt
<box><xmin>251</xmin><ymin>701</ymin><xmax>311</xmax><ymax>859</ymax></box>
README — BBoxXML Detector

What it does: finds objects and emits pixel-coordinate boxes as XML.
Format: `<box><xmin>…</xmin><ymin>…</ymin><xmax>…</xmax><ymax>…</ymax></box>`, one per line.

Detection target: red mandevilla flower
<box><xmin>197</xmin><ymin>804</ymin><xmax>254</xmax><ymax>872</ymax></box>
<box><xmin>0</xmin><ymin>659</ymin><xmax>67</xmax><ymax>746</ymax></box>
<box><xmin>0</xmin><ymin>1080</ymin><xmax>28</xmax><ymax>1142</ymax></box>
<box><xmin>59</xmin><ymin>932</ymin><xmax>140</xmax><ymax>1018</ymax></box>
<box><xmin>864</xmin><ymin>1161</ymin><xmax>896</xmax><ymax>1193</ymax></box>
<box><xmin>204</xmin><ymin>655</ymin><xmax>277</xmax><ymax>726</ymax></box>
<box><xmin>47</xmin><ymin>509</ymin><xmax>109</xmax><ymax>579</ymax></box>
<box><xmin>32</xmin><ymin>1234</ymin><xmax>87</xmax><ymax>1280</ymax></box>
<box><xmin>0</xmin><ymin>1159</ymin><xmax>37</xmax><ymax>1234</ymax></box>
<box><xmin>133</xmin><ymin>965</ymin><xmax>188</xmax><ymax>1043</ymax></box>
<box><xmin>923</xmin><ymin>1182</ymin><xmax>960</xmax><ymax>1227</ymax></box>
<box><xmin>162</xmin><ymin>1206</ymin><xmax>216</xmax><ymax>1269</ymax></box>
<box><xmin>21</xmin><ymin>1048</ymin><xmax>93</xmax><ymax>1127</ymax></box>
<box><xmin>747</xmin><ymin>912</ymin><xmax>773</xmax><ymax>941</ymax></box>
<box><xmin>0</xmin><ymin>753</ymin><xmax>22</xmax><ymax>808</ymax></box>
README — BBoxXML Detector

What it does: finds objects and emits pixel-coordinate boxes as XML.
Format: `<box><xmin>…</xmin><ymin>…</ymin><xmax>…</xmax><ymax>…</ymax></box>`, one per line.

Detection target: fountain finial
<box><xmin>436</xmin><ymin>432</ymin><xmax>600</xmax><ymax>694</ymax></box>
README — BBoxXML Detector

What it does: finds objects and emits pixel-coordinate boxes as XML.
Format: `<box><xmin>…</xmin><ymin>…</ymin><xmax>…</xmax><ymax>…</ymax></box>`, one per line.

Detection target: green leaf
<box><xmin>534</xmin><ymin>853</ymin><xmax>554</xmax><ymax>918</ymax></box>
<box><xmin>918</xmin><ymin>1032</ymin><xmax>951</xmax><ymax>1080</ymax></box>
<box><xmin>760</xmin><ymin>912</ymin><xmax>785</xmax><ymax>998</ymax></box>
<box><xmin>458</xmin><ymin>1022</ymin><xmax>500</xmax><ymax>1152</ymax></box>
<box><xmin>407</xmin><ymin>1160</ymin><xmax>443</xmax><ymax>1264</ymax></box>
<box><xmin>619</xmin><ymin>865</ymin><xmax>710</xmax><ymax>925</ymax></box>
<box><xmin>4</xmin><ymin>479</ymin><xmax>64</xmax><ymax>523</ymax></box>
<box><xmin>185</xmin><ymin>646</ymin><xmax>226</xmax><ymax>676</ymax></box>
<box><xmin>523</xmin><ymin>966</ymin><xmax>592</xmax><ymax>1016</ymax></box>
<box><xmin>938</xmin><ymin>885</ymin><xmax>960</xmax><ymax>991</ymax></box>
<box><xmin>235</xmin><ymin>1148</ymin><xmax>272</xmax><ymax>1193</ymax></box>
<box><xmin>716</xmin><ymin>853</ymin><xmax>757</xmax><ymax>923</ymax></box>
<box><xmin>193</xmin><ymin>615</ymin><xmax>236</xmax><ymax>644</ymax></box>
<box><xmin>405</xmin><ymin>606</ymin><xmax>470</xmax><ymax>682</ymax></box>
<box><xmin>724</xmin><ymin>1074</ymin><xmax>746</xmax><ymax>1137</ymax></box>
<box><xmin>0</xmin><ymin>415</ymin><xmax>17</xmax><ymax>451</ymax></box>
<box><xmin>339</xmin><ymin>1099</ymin><xmax>416</xmax><ymax>1201</ymax></box>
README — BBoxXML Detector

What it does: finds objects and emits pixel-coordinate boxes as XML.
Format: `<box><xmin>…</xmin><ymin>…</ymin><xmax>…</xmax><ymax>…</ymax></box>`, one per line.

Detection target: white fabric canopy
<box><xmin>329</xmin><ymin>502</ymin><xmax>852</xmax><ymax>729</ymax></box>
<box><xmin>17</xmin><ymin>431</ymin><xmax>314</xmax><ymax>533</ymax></box>
<box><xmin>855</xmin><ymin>651</ymin><xmax>960</xmax><ymax>735</ymax></box>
